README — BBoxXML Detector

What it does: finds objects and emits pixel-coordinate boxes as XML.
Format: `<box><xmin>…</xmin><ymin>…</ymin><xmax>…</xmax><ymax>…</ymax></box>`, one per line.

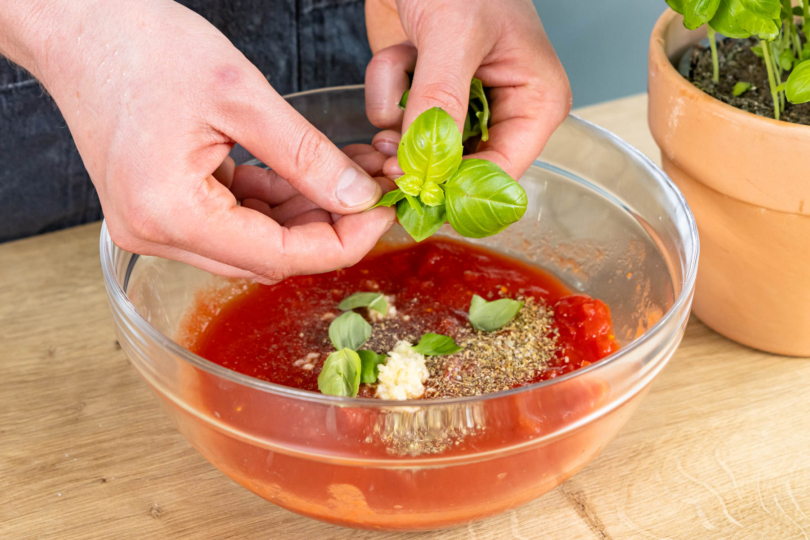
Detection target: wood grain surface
<box><xmin>2</xmin><ymin>94</ymin><xmax>809</xmax><ymax>539</ymax></box>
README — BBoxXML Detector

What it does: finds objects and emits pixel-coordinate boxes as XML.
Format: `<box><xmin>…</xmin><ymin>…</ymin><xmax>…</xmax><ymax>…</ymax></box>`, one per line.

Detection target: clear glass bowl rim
<box><xmin>99</xmin><ymin>84</ymin><xmax>699</xmax><ymax>409</ymax></box>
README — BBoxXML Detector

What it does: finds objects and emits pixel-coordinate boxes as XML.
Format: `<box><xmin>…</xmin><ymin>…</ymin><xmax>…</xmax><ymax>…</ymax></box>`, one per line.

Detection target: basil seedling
<box><xmin>468</xmin><ymin>294</ymin><xmax>524</xmax><ymax>332</ymax></box>
<box><xmin>412</xmin><ymin>333</ymin><xmax>463</xmax><ymax>356</ymax></box>
<box><xmin>786</xmin><ymin>59</ymin><xmax>810</xmax><ymax>103</ymax></box>
<box><xmin>733</xmin><ymin>81</ymin><xmax>752</xmax><ymax>96</ymax></box>
<box><xmin>666</xmin><ymin>0</ymin><xmax>810</xmax><ymax>119</ymax></box>
<box><xmin>328</xmin><ymin>311</ymin><xmax>371</xmax><ymax>351</ymax></box>
<box><xmin>318</xmin><ymin>348</ymin><xmax>362</xmax><ymax>397</ymax></box>
<box><xmin>339</xmin><ymin>292</ymin><xmax>388</xmax><ymax>316</ymax></box>
<box><xmin>358</xmin><ymin>350</ymin><xmax>387</xmax><ymax>384</ymax></box>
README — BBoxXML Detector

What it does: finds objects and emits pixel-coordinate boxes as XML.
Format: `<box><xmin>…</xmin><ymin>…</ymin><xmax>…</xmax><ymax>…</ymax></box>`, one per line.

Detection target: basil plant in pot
<box><xmin>648</xmin><ymin>1</ymin><xmax>810</xmax><ymax>356</ymax></box>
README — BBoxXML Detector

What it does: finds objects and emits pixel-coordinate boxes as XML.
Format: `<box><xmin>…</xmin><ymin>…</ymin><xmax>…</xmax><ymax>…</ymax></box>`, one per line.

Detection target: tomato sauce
<box><xmin>187</xmin><ymin>238</ymin><xmax>619</xmax><ymax>395</ymax></box>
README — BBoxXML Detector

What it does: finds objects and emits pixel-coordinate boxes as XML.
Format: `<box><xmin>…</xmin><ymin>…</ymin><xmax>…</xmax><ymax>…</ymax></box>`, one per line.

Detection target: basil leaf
<box><xmin>420</xmin><ymin>182</ymin><xmax>445</xmax><ymax>207</ymax></box>
<box><xmin>318</xmin><ymin>348</ymin><xmax>362</xmax><ymax>397</ymax></box>
<box><xmin>371</xmin><ymin>189</ymin><xmax>406</xmax><ymax>209</ymax></box>
<box><xmin>666</xmin><ymin>0</ymin><xmax>686</xmax><ymax>14</ymax></box>
<box><xmin>468</xmin><ymin>78</ymin><xmax>490</xmax><ymax>142</ymax></box>
<box><xmin>469</xmin><ymin>294</ymin><xmax>523</xmax><ymax>332</ymax></box>
<box><xmin>787</xmin><ymin>60</ymin><xmax>810</xmax><ymax>104</ymax></box>
<box><xmin>399</xmin><ymin>88</ymin><xmax>410</xmax><ymax>110</ymax></box>
<box><xmin>444</xmin><ymin>159</ymin><xmax>528</xmax><ymax>239</ymax></box>
<box><xmin>396</xmin><ymin>174</ymin><xmax>423</xmax><ymax>197</ymax></box>
<box><xmin>412</xmin><ymin>333</ymin><xmax>463</xmax><ymax>356</ymax></box>
<box><xmin>328</xmin><ymin>311</ymin><xmax>372</xmax><ymax>350</ymax></box>
<box><xmin>358</xmin><ymin>350</ymin><xmax>387</xmax><ymax>384</ymax></box>
<box><xmin>403</xmin><ymin>193</ymin><xmax>423</xmax><ymax>214</ymax></box>
<box><xmin>396</xmin><ymin>198</ymin><xmax>446</xmax><ymax>242</ymax></box>
<box><xmin>710</xmin><ymin>0</ymin><xmax>754</xmax><ymax>38</ymax></box>
<box><xmin>339</xmin><ymin>292</ymin><xmax>388</xmax><ymax>315</ymax></box>
<box><xmin>732</xmin><ymin>81</ymin><xmax>752</xmax><ymax>96</ymax></box>
<box><xmin>684</xmin><ymin>0</ymin><xmax>722</xmax><ymax>30</ymax></box>
<box><xmin>398</xmin><ymin>107</ymin><xmax>462</xmax><ymax>186</ymax></box>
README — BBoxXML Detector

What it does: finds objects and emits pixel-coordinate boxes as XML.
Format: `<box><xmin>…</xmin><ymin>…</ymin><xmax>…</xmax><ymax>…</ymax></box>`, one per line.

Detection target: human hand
<box><xmin>364</xmin><ymin>0</ymin><xmax>571</xmax><ymax>179</ymax></box>
<box><xmin>13</xmin><ymin>0</ymin><xmax>394</xmax><ymax>283</ymax></box>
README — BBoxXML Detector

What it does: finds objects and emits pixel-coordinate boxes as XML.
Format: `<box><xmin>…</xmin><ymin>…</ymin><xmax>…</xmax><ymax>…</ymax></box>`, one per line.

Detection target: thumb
<box><xmin>401</xmin><ymin>17</ymin><xmax>490</xmax><ymax>133</ymax></box>
<box><xmin>213</xmin><ymin>69</ymin><xmax>382</xmax><ymax>214</ymax></box>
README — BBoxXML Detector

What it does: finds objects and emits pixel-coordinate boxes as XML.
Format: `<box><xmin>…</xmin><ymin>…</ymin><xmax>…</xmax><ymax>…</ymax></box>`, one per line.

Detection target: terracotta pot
<box><xmin>648</xmin><ymin>9</ymin><xmax>810</xmax><ymax>356</ymax></box>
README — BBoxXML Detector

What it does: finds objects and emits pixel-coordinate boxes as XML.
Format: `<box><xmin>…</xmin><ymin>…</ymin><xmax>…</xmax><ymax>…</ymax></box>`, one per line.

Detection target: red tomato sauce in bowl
<box><xmin>186</xmin><ymin>239</ymin><xmax>619</xmax><ymax>395</ymax></box>
<box><xmin>173</xmin><ymin>239</ymin><xmax>629</xmax><ymax>530</ymax></box>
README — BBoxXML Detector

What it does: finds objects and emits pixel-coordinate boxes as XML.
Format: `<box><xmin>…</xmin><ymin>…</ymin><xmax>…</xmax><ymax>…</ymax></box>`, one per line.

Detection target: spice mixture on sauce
<box><xmin>187</xmin><ymin>239</ymin><xmax>620</xmax><ymax>400</ymax></box>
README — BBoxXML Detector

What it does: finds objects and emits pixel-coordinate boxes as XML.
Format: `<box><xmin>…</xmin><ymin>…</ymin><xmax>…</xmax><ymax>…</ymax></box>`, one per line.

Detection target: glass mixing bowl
<box><xmin>101</xmin><ymin>86</ymin><xmax>698</xmax><ymax>531</ymax></box>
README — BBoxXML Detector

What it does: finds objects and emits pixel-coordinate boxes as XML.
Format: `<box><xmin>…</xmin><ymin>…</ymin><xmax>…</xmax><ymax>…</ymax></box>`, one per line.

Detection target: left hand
<box><xmin>364</xmin><ymin>0</ymin><xmax>571</xmax><ymax>180</ymax></box>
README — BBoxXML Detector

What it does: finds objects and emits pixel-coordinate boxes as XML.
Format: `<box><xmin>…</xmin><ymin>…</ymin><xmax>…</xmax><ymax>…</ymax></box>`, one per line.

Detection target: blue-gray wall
<box><xmin>534</xmin><ymin>1</ymin><xmax>667</xmax><ymax>107</ymax></box>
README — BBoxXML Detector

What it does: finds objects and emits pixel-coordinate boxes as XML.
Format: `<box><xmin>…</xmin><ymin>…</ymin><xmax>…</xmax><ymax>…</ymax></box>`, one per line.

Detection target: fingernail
<box><xmin>373</xmin><ymin>140</ymin><xmax>398</xmax><ymax>157</ymax></box>
<box><xmin>336</xmin><ymin>167</ymin><xmax>380</xmax><ymax>208</ymax></box>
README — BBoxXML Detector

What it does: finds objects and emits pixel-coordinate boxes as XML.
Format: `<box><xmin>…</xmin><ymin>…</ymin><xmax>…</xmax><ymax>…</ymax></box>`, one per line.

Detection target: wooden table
<box><xmin>3</xmin><ymin>94</ymin><xmax>809</xmax><ymax>540</ymax></box>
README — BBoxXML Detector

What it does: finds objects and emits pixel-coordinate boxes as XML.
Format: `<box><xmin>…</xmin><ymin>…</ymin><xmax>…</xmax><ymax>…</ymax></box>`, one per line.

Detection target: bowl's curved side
<box><xmin>101</xmin><ymin>85</ymin><xmax>699</xmax><ymax>530</ymax></box>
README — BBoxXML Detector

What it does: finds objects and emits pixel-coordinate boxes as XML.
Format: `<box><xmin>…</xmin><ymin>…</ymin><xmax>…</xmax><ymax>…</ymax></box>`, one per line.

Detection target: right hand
<box><xmin>16</xmin><ymin>0</ymin><xmax>395</xmax><ymax>283</ymax></box>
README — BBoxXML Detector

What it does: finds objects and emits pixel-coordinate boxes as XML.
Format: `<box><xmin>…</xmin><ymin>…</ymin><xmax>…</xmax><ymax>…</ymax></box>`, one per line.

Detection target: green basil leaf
<box><xmin>398</xmin><ymin>107</ymin><xmax>463</xmax><ymax>186</ymax></box>
<box><xmin>710</xmin><ymin>0</ymin><xmax>754</xmax><ymax>38</ymax></box>
<box><xmin>358</xmin><ymin>350</ymin><xmax>386</xmax><ymax>384</ymax></box>
<box><xmin>468</xmin><ymin>294</ymin><xmax>524</xmax><ymax>332</ymax></box>
<box><xmin>396</xmin><ymin>198</ymin><xmax>446</xmax><ymax>242</ymax></box>
<box><xmin>740</xmin><ymin>0</ymin><xmax>780</xmax><ymax>19</ymax></box>
<box><xmin>371</xmin><ymin>189</ymin><xmax>406</xmax><ymax>209</ymax></box>
<box><xmin>683</xmin><ymin>0</ymin><xmax>722</xmax><ymax>30</ymax></box>
<box><xmin>339</xmin><ymin>292</ymin><xmax>388</xmax><ymax>315</ymax></box>
<box><xmin>794</xmin><ymin>5</ymin><xmax>804</xmax><ymax>16</ymax></box>
<box><xmin>396</xmin><ymin>174</ymin><xmax>423</xmax><ymax>197</ymax></box>
<box><xmin>399</xmin><ymin>88</ymin><xmax>410</xmax><ymax>110</ymax></box>
<box><xmin>751</xmin><ymin>44</ymin><xmax>764</xmax><ymax>57</ymax></box>
<box><xmin>787</xmin><ymin>60</ymin><xmax>810</xmax><ymax>103</ymax></box>
<box><xmin>403</xmin><ymin>192</ymin><xmax>423</xmax><ymax>214</ymax></box>
<box><xmin>328</xmin><ymin>311</ymin><xmax>372</xmax><ymax>350</ymax></box>
<box><xmin>420</xmin><ymin>182</ymin><xmax>446</xmax><ymax>206</ymax></box>
<box><xmin>469</xmin><ymin>78</ymin><xmax>490</xmax><ymax>142</ymax></box>
<box><xmin>412</xmin><ymin>333</ymin><xmax>463</xmax><ymax>356</ymax></box>
<box><xmin>318</xmin><ymin>348</ymin><xmax>362</xmax><ymax>397</ymax></box>
<box><xmin>780</xmin><ymin>49</ymin><xmax>796</xmax><ymax>71</ymax></box>
<box><xmin>667</xmin><ymin>0</ymin><xmax>687</xmax><ymax>14</ymax></box>
<box><xmin>444</xmin><ymin>159</ymin><xmax>528</xmax><ymax>239</ymax></box>
<box><xmin>733</xmin><ymin>81</ymin><xmax>752</xmax><ymax>96</ymax></box>
<box><xmin>735</xmin><ymin>8</ymin><xmax>779</xmax><ymax>39</ymax></box>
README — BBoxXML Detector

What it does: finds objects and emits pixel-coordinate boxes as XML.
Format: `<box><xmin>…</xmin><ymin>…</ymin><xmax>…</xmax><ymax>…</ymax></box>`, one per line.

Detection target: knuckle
<box><xmin>417</xmin><ymin>81</ymin><xmax>467</xmax><ymax>119</ymax></box>
<box><xmin>292</xmin><ymin>128</ymin><xmax>331</xmax><ymax>177</ymax></box>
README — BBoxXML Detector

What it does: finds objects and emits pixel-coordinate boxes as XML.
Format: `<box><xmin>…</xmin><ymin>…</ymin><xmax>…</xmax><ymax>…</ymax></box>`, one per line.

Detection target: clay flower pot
<box><xmin>648</xmin><ymin>9</ymin><xmax>810</xmax><ymax>356</ymax></box>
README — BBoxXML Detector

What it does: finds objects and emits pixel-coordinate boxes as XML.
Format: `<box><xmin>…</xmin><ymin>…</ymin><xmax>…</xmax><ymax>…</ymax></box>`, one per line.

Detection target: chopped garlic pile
<box><xmin>375</xmin><ymin>341</ymin><xmax>429</xmax><ymax>400</ymax></box>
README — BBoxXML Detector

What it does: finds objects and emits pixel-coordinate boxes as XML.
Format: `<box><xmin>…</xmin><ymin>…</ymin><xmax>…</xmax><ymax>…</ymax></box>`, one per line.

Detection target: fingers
<box><xmin>365</xmin><ymin>43</ymin><xmax>417</xmax><ymax>129</ymax></box>
<box><xmin>212</xmin><ymin>156</ymin><xmax>235</xmax><ymax>187</ymax></box>
<box><xmin>471</xmin><ymin>57</ymin><xmax>571</xmax><ymax>179</ymax></box>
<box><xmin>167</xmin><ymin>174</ymin><xmax>396</xmax><ymax>281</ymax></box>
<box><xmin>371</xmin><ymin>130</ymin><xmax>400</xmax><ymax>157</ymax></box>
<box><xmin>402</xmin><ymin>16</ymin><xmax>492</xmax><ymax>132</ymax></box>
<box><xmin>230</xmin><ymin>165</ymin><xmax>300</xmax><ymax>205</ymax></box>
<box><xmin>209</xmin><ymin>67</ymin><xmax>382</xmax><ymax>214</ymax></box>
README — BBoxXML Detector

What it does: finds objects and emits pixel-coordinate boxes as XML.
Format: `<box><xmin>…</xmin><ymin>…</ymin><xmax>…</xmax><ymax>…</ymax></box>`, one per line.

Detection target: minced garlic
<box><xmin>375</xmin><ymin>341</ymin><xmax>429</xmax><ymax>400</ymax></box>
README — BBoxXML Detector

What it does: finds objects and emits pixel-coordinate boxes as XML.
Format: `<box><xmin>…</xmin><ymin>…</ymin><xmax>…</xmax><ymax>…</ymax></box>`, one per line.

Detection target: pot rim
<box><xmin>650</xmin><ymin>8</ymin><xmax>810</xmax><ymax>137</ymax></box>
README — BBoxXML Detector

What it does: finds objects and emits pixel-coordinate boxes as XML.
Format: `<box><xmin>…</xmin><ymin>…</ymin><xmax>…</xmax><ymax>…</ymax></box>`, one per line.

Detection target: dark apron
<box><xmin>0</xmin><ymin>0</ymin><xmax>370</xmax><ymax>243</ymax></box>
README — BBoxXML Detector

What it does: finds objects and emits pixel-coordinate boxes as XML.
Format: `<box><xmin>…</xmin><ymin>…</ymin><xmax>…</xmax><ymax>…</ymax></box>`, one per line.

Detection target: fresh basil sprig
<box><xmin>358</xmin><ymin>350</ymin><xmax>387</xmax><ymax>384</ymax></box>
<box><xmin>371</xmin><ymin>189</ymin><xmax>406</xmax><ymax>209</ymax></box>
<box><xmin>339</xmin><ymin>292</ymin><xmax>388</xmax><ymax>316</ymax></box>
<box><xmin>468</xmin><ymin>294</ymin><xmax>524</xmax><ymax>332</ymax></box>
<box><xmin>392</xmin><ymin>106</ymin><xmax>527</xmax><ymax>243</ymax></box>
<box><xmin>318</xmin><ymin>348</ymin><xmax>362</xmax><ymax>397</ymax></box>
<box><xmin>328</xmin><ymin>311</ymin><xmax>371</xmax><ymax>351</ymax></box>
<box><xmin>412</xmin><ymin>333</ymin><xmax>463</xmax><ymax>356</ymax></box>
